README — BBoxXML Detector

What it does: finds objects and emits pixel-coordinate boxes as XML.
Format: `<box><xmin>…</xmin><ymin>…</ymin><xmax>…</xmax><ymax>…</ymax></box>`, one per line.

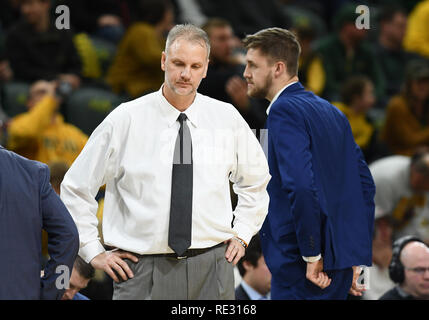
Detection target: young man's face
<box><xmin>243</xmin><ymin>48</ymin><xmax>274</xmax><ymax>100</ymax></box>
<box><xmin>61</xmin><ymin>268</ymin><xmax>90</xmax><ymax>300</ymax></box>
<box><xmin>161</xmin><ymin>38</ymin><xmax>209</xmax><ymax>97</ymax></box>
<box><xmin>243</xmin><ymin>255</ymin><xmax>272</xmax><ymax>295</ymax></box>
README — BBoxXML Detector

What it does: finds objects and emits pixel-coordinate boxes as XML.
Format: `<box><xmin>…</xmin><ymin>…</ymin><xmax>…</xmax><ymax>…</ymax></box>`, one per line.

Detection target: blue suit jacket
<box><xmin>261</xmin><ymin>82</ymin><xmax>375</xmax><ymax>286</ymax></box>
<box><xmin>0</xmin><ymin>146</ymin><xmax>79</xmax><ymax>299</ymax></box>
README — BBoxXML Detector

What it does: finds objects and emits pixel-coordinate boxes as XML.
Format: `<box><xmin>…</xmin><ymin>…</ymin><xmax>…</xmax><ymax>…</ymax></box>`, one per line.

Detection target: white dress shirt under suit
<box><xmin>60</xmin><ymin>87</ymin><xmax>271</xmax><ymax>263</ymax></box>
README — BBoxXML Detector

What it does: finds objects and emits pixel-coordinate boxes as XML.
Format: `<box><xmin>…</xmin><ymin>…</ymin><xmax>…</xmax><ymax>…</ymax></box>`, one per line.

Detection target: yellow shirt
<box><xmin>403</xmin><ymin>0</ymin><xmax>429</xmax><ymax>59</ymax></box>
<box><xmin>381</xmin><ymin>95</ymin><xmax>429</xmax><ymax>156</ymax></box>
<box><xmin>332</xmin><ymin>102</ymin><xmax>374</xmax><ymax>149</ymax></box>
<box><xmin>106</xmin><ymin>22</ymin><xmax>165</xmax><ymax>98</ymax></box>
<box><xmin>7</xmin><ymin>95</ymin><xmax>88</xmax><ymax>166</ymax></box>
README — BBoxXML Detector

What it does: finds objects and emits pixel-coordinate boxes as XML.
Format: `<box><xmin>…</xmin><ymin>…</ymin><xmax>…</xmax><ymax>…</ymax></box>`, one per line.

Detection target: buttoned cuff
<box><xmin>302</xmin><ymin>254</ymin><xmax>322</xmax><ymax>263</ymax></box>
<box><xmin>79</xmin><ymin>240</ymin><xmax>106</xmax><ymax>264</ymax></box>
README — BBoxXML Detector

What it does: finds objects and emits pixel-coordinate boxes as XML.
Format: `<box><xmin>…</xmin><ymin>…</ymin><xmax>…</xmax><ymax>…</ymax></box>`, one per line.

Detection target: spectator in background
<box><xmin>332</xmin><ymin>75</ymin><xmax>379</xmax><ymax>163</ymax></box>
<box><xmin>5</xmin><ymin>0</ymin><xmax>81</xmax><ymax>89</ymax></box>
<box><xmin>295</xmin><ymin>24</ymin><xmax>325</xmax><ymax>97</ymax></box>
<box><xmin>61</xmin><ymin>256</ymin><xmax>95</xmax><ymax>300</ymax></box>
<box><xmin>373</xmin><ymin>5</ymin><xmax>424</xmax><ymax>104</ymax></box>
<box><xmin>363</xmin><ymin>210</ymin><xmax>395</xmax><ymax>300</ymax></box>
<box><xmin>316</xmin><ymin>4</ymin><xmax>385</xmax><ymax>103</ymax></box>
<box><xmin>62</xmin><ymin>0</ymin><xmax>124</xmax><ymax>44</ymax></box>
<box><xmin>403</xmin><ymin>0</ymin><xmax>429</xmax><ymax>60</ymax></box>
<box><xmin>199</xmin><ymin>18</ymin><xmax>268</xmax><ymax>130</ymax></box>
<box><xmin>49</xmin><ymin>160</ymin><xmax>69</xmax><ymax>194</ymax></box>
<box><xmin>7</xmin><ymin>80</ymin><xmax>88</xmax><ymax>166</ymax></box>
<box><xmin>369</xmin><ymin>148</ymin><xmax>429</xmax><ymax>244</ymax></box>
<box><xmin>381</xmin><ymin>60</ymin><xmax>429</xmax><ymax>156</ymax></box>
<box><xmin>106</xmin><ymin>0</ymin><xmax>174</xmax><ymax>98</ymax></box>
<box><xmin>236</xmin><ymin>234</ymin><xmax>271</xmax><ymax>300</ymax></box>
<box><xmin>198</xmin><ymin>0</ymin><xmax>291</xmax><ymax>39</ymax></box>
<box><xmin>380</xmin><ymin>236</ymin><xmax>429</xmax><ymax>300</ymax></box>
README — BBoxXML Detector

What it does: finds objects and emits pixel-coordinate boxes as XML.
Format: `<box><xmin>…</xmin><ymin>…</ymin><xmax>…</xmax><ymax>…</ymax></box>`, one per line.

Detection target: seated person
<box><xmin>199</xmin><ymin>18</ymin><xmax>268</xmax><ymax>130</ymax></box>
<box><xmin>379</xmin><ymin>236</ymin><xmax>429</xmax><ymax>300</ymax></box>
<box><xmin>5</xmin><ymin>0</ymin><xmax>81</xmax><ymax>89</ymax></box>
<box><xmin>235</xmin><ymin>234</ymin><xmax>271</xmax><ymax>300</ymax></box>
<box><xmin>315</xmin><ymin>4</ymin><xmax>384</xmax><ymax>102</ymax></box>
<box><xmin>369</xmin><ymin>148</ymin><xmax>429</xmax><ymax>244</ymax></box>
<box><xmin>403</xmin><ymin>0</ymin><xmax>429</xmax><ymax>60</ymax></box>
<box><xmin>332</xmin><ymin>75</ymin><xmax>383</xmax><ymax>163</ymax></box>
<box><xmin>106</xmin><ymin>0</ymin><xmax>174</xmax><ymax>98</ymax></box>
<box><xmin>362</xmin><ymin>210</ymin><xmax>395</xmax><ymax>300</ymax></box>
<box><xmin>7</xmin><ymin>80</ymin><xmax>88</xmax><ymax>166</ymax></box>
<box><xmin>381</xmin><ymin>60</ymin><xmax>429</xmax><ymax>156</ymax></box>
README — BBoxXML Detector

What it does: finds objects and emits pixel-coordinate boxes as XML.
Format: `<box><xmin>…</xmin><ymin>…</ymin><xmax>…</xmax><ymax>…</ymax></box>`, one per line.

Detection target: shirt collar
<box><xmin>241</xmin><ymin>280</ymin><xmax>270</xmax><ymax>300</ymax></box>
<box><xmin>157</xmin><ymin>85</ymin><xmax>199</xmax><ymax>128</ymax></box>
<box><xmin>266</xmin><ymin>81</ymin><xmax>298</xmax><ymax>115</ymax></box>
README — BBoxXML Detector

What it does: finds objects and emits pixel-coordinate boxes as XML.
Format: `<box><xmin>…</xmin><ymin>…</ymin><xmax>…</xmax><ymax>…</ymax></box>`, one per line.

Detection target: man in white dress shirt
<box><xmin>60</xmin><ymin>24</ymin><xmax>270</xmax><ymax>300</ymax></box>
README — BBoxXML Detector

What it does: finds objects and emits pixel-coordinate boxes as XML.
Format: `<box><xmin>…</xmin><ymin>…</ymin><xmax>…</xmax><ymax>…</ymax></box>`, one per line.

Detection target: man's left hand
<box><xmin>349</xmin><ymin>266</ymin><xmax>366</xmax><ymax>296</ymax></box>
<box><xmin>224</xmin><ymin>237</ymin><xmax>246</xmax><ymax>265</ymax></box>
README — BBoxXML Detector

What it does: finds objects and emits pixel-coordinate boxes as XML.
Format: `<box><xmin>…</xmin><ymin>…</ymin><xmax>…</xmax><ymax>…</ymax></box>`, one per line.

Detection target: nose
<box><xmin>243</xmin><ymin>65</ymin><xmax>250</xmax><ymax>80</ymax></box>
<box><xmin>180</xmin><ymin>66</ymin><xmax>191</xmax><ymax>80</ymax></box>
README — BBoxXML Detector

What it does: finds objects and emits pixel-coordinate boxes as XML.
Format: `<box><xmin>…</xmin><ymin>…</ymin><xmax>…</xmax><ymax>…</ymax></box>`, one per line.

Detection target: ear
<box><xmin>274</xmin><ymin>61</ymin><xmax>286</xmax><ymax>78</ymax></box>
<box><xmin>242</xmin><ymin>260</ymin><xmax>254</xmax><ymax>272</ymax></box>
<box><xmin>161</xmin><ymin>52</ymin><xmax>166</xmax><ymax>71</ymax></box>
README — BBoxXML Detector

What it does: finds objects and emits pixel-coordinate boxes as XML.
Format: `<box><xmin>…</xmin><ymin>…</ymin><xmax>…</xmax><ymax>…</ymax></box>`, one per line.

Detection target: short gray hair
<box><xmin>165</xmin><ymin>24</ymin><xmax>210</xmax><ymax>58</ymax></box>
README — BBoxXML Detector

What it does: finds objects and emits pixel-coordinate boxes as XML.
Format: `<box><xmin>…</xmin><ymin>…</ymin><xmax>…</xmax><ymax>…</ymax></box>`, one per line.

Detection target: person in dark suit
<box><xmin>242</xmin><ymin>28</ymin><xmax>376</xmax><ymax>300</ymax></box>
<box><xmin>236</xmin><ymin>234</ymin><xmax>271</xmax><ymax>300</ymax></box>
<box><xmin>0</xmin><ymin>145</ymin><xmax>79</xmax><ymax>300</ymax></box>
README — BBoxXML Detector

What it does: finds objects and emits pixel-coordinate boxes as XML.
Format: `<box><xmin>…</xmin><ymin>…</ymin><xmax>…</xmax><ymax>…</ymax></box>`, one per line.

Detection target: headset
<box><xmin>388</xmin><ymin>235</ymin><xmax>425</xmax><ymax>283</ymax></box>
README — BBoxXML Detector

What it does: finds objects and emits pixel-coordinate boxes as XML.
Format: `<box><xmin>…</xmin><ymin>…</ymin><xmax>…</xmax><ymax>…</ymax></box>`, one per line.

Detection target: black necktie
<box><xmin>168</xmin><ymin>113</ymin><xmax>193</xmax><ymax>256</ymax></box>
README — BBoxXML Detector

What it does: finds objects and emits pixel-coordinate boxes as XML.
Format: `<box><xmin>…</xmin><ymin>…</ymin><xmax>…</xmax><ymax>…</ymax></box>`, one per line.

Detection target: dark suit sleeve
<box><xmin>39</xmin><ymin>165</ymin><xmax>79</xmax><ymax>300</ymax></box>
<box><xmin>354</xmin><ymin>143</ymin><xmax>376</xmax><ymax>210</ymax></box>
<box><xmin>269</xmin><ymin>104</ymin><xmax>321</xmax><ymax>257</ymax></box>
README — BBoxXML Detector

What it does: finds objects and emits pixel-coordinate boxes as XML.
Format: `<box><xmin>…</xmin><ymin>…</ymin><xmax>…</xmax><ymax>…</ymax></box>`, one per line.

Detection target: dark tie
<box><xmin>168</xmin><ymin>113</ymin><xmax>193</xmax><ymax>256</ymax></box>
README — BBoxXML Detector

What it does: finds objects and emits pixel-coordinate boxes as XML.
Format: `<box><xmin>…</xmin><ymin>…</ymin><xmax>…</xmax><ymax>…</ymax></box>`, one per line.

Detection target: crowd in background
<box><xmin>1</xmin><ymin>0</ymin><xmax>429</xmax><ymax>300</ymax></box>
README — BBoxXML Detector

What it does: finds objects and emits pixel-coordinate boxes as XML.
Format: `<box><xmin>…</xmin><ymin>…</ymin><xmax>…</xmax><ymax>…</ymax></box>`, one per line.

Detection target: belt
<box><xmin>133</xmin><ymin>242</ymin><xmax>225</xmax><ymax>260</ymax></box>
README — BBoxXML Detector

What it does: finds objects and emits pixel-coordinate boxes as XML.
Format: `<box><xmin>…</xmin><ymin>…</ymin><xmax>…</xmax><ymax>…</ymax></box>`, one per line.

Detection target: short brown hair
<box><xmin>243</xmin><ymin>27</ymin><xmax>301</xmax><ymax>76</ymax></box>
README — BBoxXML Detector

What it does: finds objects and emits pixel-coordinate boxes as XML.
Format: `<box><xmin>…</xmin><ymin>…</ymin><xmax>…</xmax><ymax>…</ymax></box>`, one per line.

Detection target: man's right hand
<box><xmin>90</xmin><ymin>250</ymin><xmax>139</xmax><ymax>283</ymax></box>
<box><xmin>306</xmin><ymin>258</ymin><xmax>332</xmax><ymax>289</ymax></box>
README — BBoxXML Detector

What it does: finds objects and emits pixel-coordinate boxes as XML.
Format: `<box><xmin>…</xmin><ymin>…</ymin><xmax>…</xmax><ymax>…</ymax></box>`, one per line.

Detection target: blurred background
<box><xmin>1</xmin><ymin>0</ymin><xmax>429</xmax><ymax>300</ymax></box>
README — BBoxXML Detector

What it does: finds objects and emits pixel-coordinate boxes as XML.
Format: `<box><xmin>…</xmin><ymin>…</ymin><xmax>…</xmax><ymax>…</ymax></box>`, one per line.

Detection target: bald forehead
<box><xmin>400</xmin><ymin>241</ymin><xmax>429</xmax><ymax>263</ymax></box>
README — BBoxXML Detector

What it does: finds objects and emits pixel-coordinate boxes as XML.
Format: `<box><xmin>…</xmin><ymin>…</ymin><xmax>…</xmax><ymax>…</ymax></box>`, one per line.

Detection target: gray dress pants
<box><xmin>112</xmin><ymin>244</ymin><xmax>235</xmax><ymax>300</ymax></box>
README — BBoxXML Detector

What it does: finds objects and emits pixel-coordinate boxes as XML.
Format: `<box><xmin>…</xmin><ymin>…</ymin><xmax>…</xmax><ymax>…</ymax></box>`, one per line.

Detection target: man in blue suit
<box><xmin>0</xmin><ymin>145</ymin><xmax>79</xmax><ymax>299</ymax></box>
<box><xmin>243</xmin><ymin>28</ymin><xmax>376</xmax><ymax>299</ymax></box>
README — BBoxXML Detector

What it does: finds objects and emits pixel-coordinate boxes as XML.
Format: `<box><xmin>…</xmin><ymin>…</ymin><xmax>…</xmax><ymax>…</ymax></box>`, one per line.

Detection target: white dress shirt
<box><xmin>60</xmin><ymin>87</ymin><xmax>271</xmax><ymax>263</ymax></box>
